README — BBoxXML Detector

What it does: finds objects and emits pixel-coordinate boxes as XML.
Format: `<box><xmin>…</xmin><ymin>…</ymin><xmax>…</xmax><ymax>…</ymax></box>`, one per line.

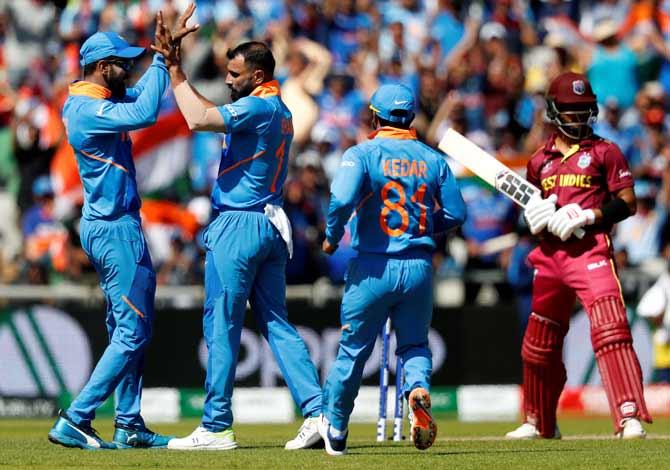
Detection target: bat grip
<box><xmin>575</xmin><ymin>227</ymin><xmax>585</xmax><ymax>239</ymax></box>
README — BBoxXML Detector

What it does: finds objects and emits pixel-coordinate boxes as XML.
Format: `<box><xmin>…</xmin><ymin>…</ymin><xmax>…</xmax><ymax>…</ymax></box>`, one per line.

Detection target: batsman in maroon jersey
<box><xmin>506</xmin><ymin>72</ymin><xmax>651</xmax><ymax>440</ymax></box>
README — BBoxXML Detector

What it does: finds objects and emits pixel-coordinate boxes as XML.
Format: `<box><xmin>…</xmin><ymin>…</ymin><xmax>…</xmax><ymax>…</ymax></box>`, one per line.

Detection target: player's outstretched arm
<box><xmin>152</xmin><ymin>5</ymin><xmax>226</xmax><ymax>132</ymax></box>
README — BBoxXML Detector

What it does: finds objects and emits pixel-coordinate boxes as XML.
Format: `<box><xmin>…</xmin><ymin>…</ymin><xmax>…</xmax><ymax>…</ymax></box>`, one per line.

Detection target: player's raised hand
<box><xmin>150</xmin><ymin>4</ymin><xmax>199</xmax><ymax>68</ymax></box>
<box><xmin>172</xmin><ymin>3</ymin><xmax>200</xmax><ymax>43</ymax></box>
<box><xmin>151</xmin><ymin>11</ymin><xmax>178</xmax><ymax>66</ymax></box>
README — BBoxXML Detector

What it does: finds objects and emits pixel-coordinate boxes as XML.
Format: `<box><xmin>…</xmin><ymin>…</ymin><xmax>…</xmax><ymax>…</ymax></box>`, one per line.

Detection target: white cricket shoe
<box><xmin>505</xmin><ymin>422</ymin><xmax>562</xmax><ymax>440</ymax></box>
<box><xmin>616</xmin><ymin>418</ymin><xmax>646</xmax><ymax>440</ymax></box>
<box><xmin>167</xmin><ymin>426</ymin><xmax>238</xmax><ymax>450</ymax></box>
<box><xmin>284</xmin><ymin>417</ymin><xmax>322</xmax><ymax>450</ymax></box>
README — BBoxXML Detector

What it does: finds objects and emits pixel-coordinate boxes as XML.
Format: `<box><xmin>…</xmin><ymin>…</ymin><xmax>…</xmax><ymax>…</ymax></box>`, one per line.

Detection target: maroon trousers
<box><xmin>522</xmin><ymin>233</ymin><xmax>650</xmax><ymax>436</ymax></box>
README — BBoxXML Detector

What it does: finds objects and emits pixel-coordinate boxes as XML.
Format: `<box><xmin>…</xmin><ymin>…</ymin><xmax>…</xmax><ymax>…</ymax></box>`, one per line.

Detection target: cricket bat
<box><xmin>438</xmin><ymin>128</ymin><xmax>584</xmax><ymax>238</ymax></box>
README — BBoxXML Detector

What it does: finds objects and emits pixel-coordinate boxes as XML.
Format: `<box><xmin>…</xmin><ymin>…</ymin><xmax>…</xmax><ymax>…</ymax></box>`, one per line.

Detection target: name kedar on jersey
<box><xmin>541</xmin><ymin>173</ymin><xmax>592</xmax><ymax>191</ymax></box>
<box><xmin>382</xmin><ymin>159</ymin><xmax>428</xmax><ymax>178</ymax></box>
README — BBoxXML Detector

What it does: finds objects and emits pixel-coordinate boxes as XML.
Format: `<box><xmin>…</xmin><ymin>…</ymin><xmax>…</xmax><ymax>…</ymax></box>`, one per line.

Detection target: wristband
<box><xmin>600</xmin><ymin>197</ymin><xmax>631</xmax><ymax>226</ymax></box>
<box><xmin>583</xmin><ymin>209</ymin><xmax>596</xmax><ymax>225</ymax></box>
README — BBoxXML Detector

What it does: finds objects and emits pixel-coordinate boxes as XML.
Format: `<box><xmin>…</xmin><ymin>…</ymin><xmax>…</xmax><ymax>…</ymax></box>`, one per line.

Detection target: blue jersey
<box><xmin>62</xmin><ymin>54</ymin><xmax>168</xmax><ymax>220</ymax></box>
<box><xmin>326</xmin><ymin>127</ymin><xmax>466</xmax><ymax>255</ymax></box>
<box><xmin>214</xmin><ymin>80</ymin><xmax>292</xmax><ymax>211</ymax></box>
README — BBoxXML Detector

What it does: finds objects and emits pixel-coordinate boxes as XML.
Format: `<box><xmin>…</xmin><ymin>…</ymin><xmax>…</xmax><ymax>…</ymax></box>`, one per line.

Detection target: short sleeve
<box><xmin>525</xmin><ymin>150</ymin><xmax>543</xmax><ymax>189</ymax></box>
<box><xmin>603</xmin><ymin>143</ymin><xmax>634</xmax><ymax>193</ymax></box>
<box><xmin>217</xmin><ymin>97</ymin><xmax>270</xmax><ymax>134</ymax></box>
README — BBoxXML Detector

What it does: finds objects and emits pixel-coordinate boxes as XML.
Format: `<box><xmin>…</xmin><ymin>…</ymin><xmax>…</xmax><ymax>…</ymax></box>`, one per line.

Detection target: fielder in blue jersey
<box><xmin>151</xmin><ymin>8</ymin><xmax>323</xmax><ymax>451</ymax></box>
<box><xmin>317</xmin><ymin>83</ymin><xmax>467</xmax><ymax>455</ymax></box>
<box><xmin>47</xmin><ymin>25</ymin><xmax>186</xmax><ymax>449</ymax></box>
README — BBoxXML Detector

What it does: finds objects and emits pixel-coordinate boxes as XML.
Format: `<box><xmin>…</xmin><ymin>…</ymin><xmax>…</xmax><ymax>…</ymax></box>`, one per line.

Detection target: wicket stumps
<box><xmin>376</xmin><ymin>317</ymin><xmax>405</xmax><ymax>441</ymax></box>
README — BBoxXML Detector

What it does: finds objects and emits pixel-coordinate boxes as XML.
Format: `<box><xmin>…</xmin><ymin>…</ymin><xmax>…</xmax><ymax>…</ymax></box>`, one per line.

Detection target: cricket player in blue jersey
<box><xmin>151</xmin><ymin>8</ymin><xmax>323</xmax><ymax>451</ymax></box>
<box><xmin>47</xmin><ymin>14</ymin><xmax>198</xmax><ymax>450</ymax></box>
<box><xmin>317</xmin><ymin>83</ymin><xmax>467</xmax><ymax>455</ymax></box>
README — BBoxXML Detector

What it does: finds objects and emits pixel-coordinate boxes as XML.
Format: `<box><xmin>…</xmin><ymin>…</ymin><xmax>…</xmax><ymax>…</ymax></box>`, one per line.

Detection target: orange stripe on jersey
<box><xmin>368</xmin><ymin>127</ymin><xmax>417</xmax><ymax>140</ymax></box>
<box><xmin>348</xmin><ymin>191</ymin><xmax>374</xmax><ymax>222</ymax></box>
<box><xmin>68</xmin><ymin>81</ymin><xmax>112</xmax><ymax>99</ymax></box>
<box><xmin>80</xmin><ymin>149</ymin><xmax>129</xmax><ymax>173</ymax></box>
<box><xmin>251</xmin><ymin>80</ymin><xmax>281</xmax><ymax>97</ymax></box>
<box><xmin>218</xmin><ymin>150</ymin><xmax>266</xmax><ymax>178</ymax></box>
<box><xmin>270</xmin><ymin>139</ymin><xmax>286</xmax><ymax>193</ymax></box>
<box><xmin>122</xmin><ymin>295</ymin><xmax>145</xmax><ymax>319</ymax></box>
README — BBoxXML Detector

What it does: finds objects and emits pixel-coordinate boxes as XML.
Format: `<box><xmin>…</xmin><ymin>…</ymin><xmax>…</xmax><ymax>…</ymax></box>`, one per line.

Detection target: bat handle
<box><xmin>574</xmin><ymin>227</ymin><xmax>585</xmax><ymax>239</ymax></box>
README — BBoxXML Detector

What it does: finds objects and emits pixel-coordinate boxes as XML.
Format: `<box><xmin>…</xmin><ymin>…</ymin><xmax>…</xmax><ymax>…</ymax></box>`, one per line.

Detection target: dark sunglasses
<box><xmin>105</xmin><ymin>58</ymin><xmax>134</xmax><ymax>72</ymax></box>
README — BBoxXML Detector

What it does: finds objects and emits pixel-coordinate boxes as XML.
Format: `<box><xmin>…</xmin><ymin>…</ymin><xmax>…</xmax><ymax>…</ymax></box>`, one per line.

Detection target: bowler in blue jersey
<box><xmin>151</xmin><ymin>7</ymin><xmax>323</xmax><ymax>451</ymax></box>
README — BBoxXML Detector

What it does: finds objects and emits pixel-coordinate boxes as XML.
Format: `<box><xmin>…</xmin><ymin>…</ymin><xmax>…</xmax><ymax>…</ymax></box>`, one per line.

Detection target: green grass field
<box><xmin>1</xmin><ymin>417</ymin><xmax>669</xmax><ymax>469</ymax></box>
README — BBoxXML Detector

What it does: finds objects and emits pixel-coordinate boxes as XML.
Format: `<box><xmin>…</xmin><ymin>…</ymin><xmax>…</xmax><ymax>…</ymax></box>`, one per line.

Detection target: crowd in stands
<box><xmin>0</xmin><ymin>0</ymin><xmax>668</xmax><ymax>309</ymax></box>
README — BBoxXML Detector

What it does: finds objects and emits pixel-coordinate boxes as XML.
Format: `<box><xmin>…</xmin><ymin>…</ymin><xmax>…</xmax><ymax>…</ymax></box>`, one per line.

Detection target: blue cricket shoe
<box><xmin>113</xmin><ymin>423</ymin><xmax>173</xmax><ymax>449</ymax></box>
<box><xmin>48</xmin><ymin>410</ymin><xmax>115</xmax><ymax>450</ymax></box>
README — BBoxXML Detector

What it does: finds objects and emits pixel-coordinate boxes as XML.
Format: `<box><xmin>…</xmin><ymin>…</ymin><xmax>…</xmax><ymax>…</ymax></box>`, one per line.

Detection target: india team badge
<box><xmin>577</xmin><ymin>153</ymin><xmax>591</xmax><ymax>169</ymax></box>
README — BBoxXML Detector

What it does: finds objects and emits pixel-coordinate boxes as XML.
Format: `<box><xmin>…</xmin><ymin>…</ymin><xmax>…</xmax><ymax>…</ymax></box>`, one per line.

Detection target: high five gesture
<box><xmin>151</xmin><ymin>3</ymin><xmax>199</xmax><ymax>68</ymax></box>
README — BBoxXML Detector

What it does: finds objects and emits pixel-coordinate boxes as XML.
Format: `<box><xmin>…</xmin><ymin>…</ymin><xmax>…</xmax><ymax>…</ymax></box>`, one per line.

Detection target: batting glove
<box><xmin>524</xmin><ymin>194</ymin><xmax>558</xmax><ymax>235</ymax></box>
<box><xmin>547</xmin><ymin>203</ymin><xmax>596</xmax><ymax>241</ymax></box>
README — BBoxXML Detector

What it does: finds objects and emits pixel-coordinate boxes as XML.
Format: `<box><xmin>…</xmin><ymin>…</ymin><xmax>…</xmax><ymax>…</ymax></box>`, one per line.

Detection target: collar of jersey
<box><xmin>69</xmin><ymin>81</ymin><xmax>112</xmax><ymax>99</ymax></box>
<box><xmin>545</xmin><ymin>132</ymin><xmax>594</xmax><ymax>157</ymax></box>
<box><xmin>251</xmin><ymin>80</ymin><xmax>281</xmax><ymax>98</ymax></box>
<box><xmin>368</xmin><ymin>127</ymin><xmax>417</xmax><ymax>140</ymax></box>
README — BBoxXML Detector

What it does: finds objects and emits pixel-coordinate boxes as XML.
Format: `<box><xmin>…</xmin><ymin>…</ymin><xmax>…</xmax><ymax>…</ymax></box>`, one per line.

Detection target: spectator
<box><xmin>637</xmin><ymin>256</ymin><xmax>670</xmax><ymax>383</ymax></box>
<box><xmin>459</xmin><ymin>182</ymin><xmax>517</xmax><ymax>303</ymax></box>
<box><xmin>614</xmin><ymin>179</ymin><xmax>669</xmax><ymax>267</ymax></box>
<box><xmin>0</xmin><ymin>0</ymin><xmax>668</xmax><ymax>296</ymax></box>
<box><xmin>284</xmin><ymin>177</ymin><xmax>323</xmax><ymax>285</ymax></box>
<box><xmin>20</xmin><ymin>175</ymin><xmax>71</xmax><ymax>281</ymax></box>
<box><xmin>279</xmin><ymin>38</ymin><xmax>332</xmax><ymax>146</ymax></box>
<box><xmin>582</xmin><ymin>19</ymin><xmax>639</xmax><ymax>110</ymax></box>
<box><xmin>0</xmin><ymin>0</ymin><xmax>58</xmax><ymax>88</ymax></box>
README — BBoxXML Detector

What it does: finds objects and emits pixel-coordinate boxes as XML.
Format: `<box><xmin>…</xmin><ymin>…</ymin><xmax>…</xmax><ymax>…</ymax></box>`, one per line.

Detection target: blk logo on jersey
<box><xmin>224</xmin><ymin>104</ymin><xmax>238</xmax><ymax>120</ymax></box>
<box><xmin>587</xmin><ymin>260</ymin><xmax>608</xmax><ymax>271</ymax></box>
<box><xmin>577</xmin><ymin>153</ymin><xmax>592</xmax><ymax>169</ymax></box>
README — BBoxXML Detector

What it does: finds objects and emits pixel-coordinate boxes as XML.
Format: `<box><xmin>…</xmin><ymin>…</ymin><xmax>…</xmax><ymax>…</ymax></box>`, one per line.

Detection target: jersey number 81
<box><xmin>379</xmin><ymin>181</ymin><xmax>427</xmax><ymax>237</ymax></box>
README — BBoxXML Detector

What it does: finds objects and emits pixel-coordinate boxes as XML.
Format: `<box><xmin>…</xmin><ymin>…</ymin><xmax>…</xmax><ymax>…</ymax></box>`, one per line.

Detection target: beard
<box><xmin>229</xmin><ymin>82</ymin><xmax>255</xmax><ymax>102</ymax></box>
<box><xmin>108</xmin><ymin>80</ymin><xmax>126</xmax><ymax>99</ymax></box>
<box><xmin>105</xmin><ymin>71</ymin><xmax>127</xmax><ymax>99</ymax></box>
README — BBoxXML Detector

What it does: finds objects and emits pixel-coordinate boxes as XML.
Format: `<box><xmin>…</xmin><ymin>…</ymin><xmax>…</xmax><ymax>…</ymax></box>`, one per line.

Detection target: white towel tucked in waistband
<box><xmin>264</xmin><ymin>203</ymin><xmax>293</xmax><ymax>259</ymax></box>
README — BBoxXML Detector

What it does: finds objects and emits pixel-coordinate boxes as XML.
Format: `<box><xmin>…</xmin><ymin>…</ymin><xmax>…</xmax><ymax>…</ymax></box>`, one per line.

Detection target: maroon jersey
<box><xmin>527</xmin><ymin>133</ymin><xmax>634</xmax><ymax>232</ymax></box>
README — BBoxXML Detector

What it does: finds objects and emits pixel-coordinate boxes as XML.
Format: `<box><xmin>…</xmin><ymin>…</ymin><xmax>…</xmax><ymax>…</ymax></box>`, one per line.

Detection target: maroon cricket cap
<box><xmin>547</xmin><ymin>72</ymin><xmax>597</xmax><ymax>106</ymax></box>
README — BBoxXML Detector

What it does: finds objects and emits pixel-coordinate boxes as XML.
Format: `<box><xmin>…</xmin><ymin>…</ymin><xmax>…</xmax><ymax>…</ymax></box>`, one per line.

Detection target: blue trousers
<box><xmin>202</xmin><ymin>211</ymin><xmax>322</xmax><ymax>431</ymax></box>
<box><xmin>323</xmin><ymin>252</ymin><xmax>433</xmax><ymax>431</ymax></box>
<box><xmin>68</xmin><ymin>213</ymin><xmax>155</xmax><ymax>428</ymax></box>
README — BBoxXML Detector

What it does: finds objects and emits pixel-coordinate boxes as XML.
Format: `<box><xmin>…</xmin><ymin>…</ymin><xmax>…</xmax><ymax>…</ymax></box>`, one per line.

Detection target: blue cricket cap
<box><xmin>79</xmin><ymin>31</ymin><xmax>145</xmax><ymax>67</ymax></box>
<box><xmin>369</xmin><ymin>83</ymin><xmax>415</xmax><ymax>124</ymax></box>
